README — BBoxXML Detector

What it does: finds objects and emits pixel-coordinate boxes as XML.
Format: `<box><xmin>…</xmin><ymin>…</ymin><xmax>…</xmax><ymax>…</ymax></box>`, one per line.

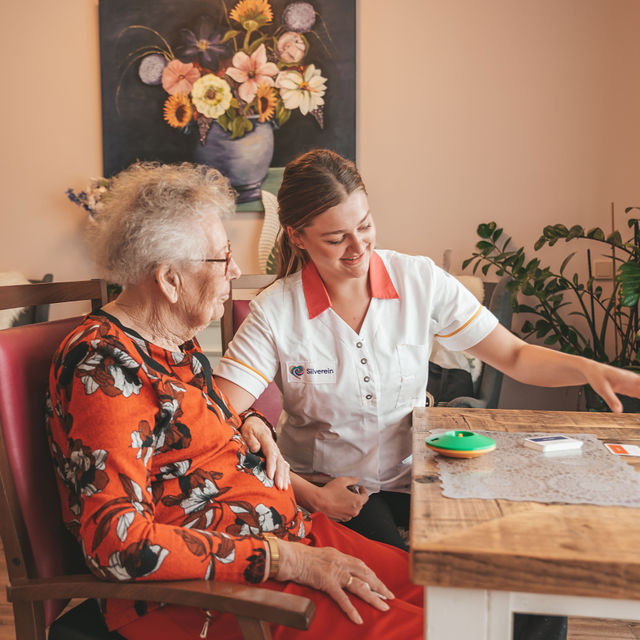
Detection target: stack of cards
<box><xmin>523</xmin><ymin>435</ymin><xmax>584</xmax><ymax>452</ymax></box>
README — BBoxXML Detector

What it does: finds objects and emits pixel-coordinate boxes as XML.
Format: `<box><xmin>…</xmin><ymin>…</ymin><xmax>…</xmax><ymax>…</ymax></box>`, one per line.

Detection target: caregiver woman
<box><xmin>214</xmin><ymin>148</ymin><xmax>640</xmax><ymax>550</ymax></box>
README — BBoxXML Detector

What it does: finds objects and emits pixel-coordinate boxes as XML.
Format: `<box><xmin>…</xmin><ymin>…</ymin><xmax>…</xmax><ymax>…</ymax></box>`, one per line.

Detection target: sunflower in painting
<box><xmin>229</xmin><ymin>0</ymin><xmax>274</xmax><ymax>30</ymax></box>
<box><xmin>255</xmin><ymin>83</ymin><xmax>277</xmax><ymax>122</ymax></box>
<box><xmin>163</xmin><ymin>94</ymin><xmax>193</xmax><ymax>128</ymax></box>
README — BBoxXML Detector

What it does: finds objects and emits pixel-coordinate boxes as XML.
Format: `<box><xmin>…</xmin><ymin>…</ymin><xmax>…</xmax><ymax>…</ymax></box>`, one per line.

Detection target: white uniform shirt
<box><xmin>215</xmin><ymin>250</ymin><xmax>498</xmax><ymax>492</ymax></box>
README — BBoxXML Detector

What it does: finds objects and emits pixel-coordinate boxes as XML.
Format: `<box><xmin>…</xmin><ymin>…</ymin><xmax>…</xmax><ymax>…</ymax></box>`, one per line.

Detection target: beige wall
<box><xmin>360</xmin><ymin>0</ymin><xmax>640</xmax><ymax>269</ymax></box>
<box><xmin>1</xmin><ymin>0</ymin><xmax>102</xmax><ymax>283</ymax></box>
<box><xmin>1</xmin><ymin>0</ymin><xmax>639</xmax><ymax>406</ymax></box>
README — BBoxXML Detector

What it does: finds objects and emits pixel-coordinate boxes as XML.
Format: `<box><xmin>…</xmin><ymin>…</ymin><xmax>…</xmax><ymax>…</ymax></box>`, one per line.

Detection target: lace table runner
<box><xmin>431</xmin><ymin>430</ymin><xmax>640</xmax><ymax>507</ymax></box>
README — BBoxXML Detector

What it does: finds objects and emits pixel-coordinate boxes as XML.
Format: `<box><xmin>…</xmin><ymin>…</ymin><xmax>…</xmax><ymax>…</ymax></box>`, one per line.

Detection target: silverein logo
<box><xmin>286</xmin><ymin>361</ymin><xmax>336</xmax><ymax>383</ymax></box>
<box><xmin>289</xmin><ymin>364</ymin><xmax>304</xmax><ymax>379</ymax></box>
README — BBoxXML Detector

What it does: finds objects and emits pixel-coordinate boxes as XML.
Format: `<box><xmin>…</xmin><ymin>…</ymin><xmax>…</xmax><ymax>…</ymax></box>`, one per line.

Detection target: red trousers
<box><xmin>119</xmin><ymin>513</ymin><xmax>424</xmax><ymax>639</ymax></box>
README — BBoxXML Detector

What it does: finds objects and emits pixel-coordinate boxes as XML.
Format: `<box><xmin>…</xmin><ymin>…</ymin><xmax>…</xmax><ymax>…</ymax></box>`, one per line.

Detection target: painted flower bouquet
<box><xmin>121</xmin><ymin>0</ymin><xmax>328</xmax><ymax>142</ymax></box>
<box><xmin>66</xmin><ymin>177</ymin><xmax>121</xmax><ymax>297</ymax></box>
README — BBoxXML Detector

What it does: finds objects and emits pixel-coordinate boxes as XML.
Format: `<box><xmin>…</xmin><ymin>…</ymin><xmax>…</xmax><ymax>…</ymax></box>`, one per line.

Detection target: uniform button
<box><xmin>363</xmin><ymin>376</ymin><xmax>370</xmax><ymax>382</ymax></box>
<box><xmin>356</xmin><ymin>341</ymin><xmax>363</xmax><ymax>348</ymax></box>
<box><xmin>360</xmin><ymin>358</ymin><xmax>367</xmax><ymax>365</ymax></box>
<box><xmin>365</xmin><ymin>394</ymin><xmax>373</xmax><ymax>400</ymax></box>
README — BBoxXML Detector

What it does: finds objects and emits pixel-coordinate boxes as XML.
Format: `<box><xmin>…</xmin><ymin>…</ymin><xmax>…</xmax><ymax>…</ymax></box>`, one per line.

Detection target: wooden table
<box><xmin>410</xmin><ymin>408</ymin><xmax>640</xmax><ymax>640</ymax></box>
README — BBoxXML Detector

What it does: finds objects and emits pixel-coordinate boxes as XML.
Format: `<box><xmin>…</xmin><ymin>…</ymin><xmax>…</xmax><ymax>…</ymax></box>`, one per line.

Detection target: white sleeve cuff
<box><xmin>434</xmin><ymin>306</ymin><xmax>499</xmax><ymax>352</ymax></box>
<box><xmin>214</xmin><ymin>356</ymin><xmax>271</xmax><ymax>399</ymax></box>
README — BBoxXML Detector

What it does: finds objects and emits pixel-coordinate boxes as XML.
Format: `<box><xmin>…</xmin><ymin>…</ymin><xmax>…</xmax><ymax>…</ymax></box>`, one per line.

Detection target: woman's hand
<box><xmin>311</xmin><ymin>476</ymin><xmax>369</xmax><ymax>522</ymax></box>
<box><xmin>240</xmin><ymin>416</ymin><xmax>290</xmax><ymax>490</ymax></box>
<box><xmin>276</xmin><ymin>539</ymin><xmax>394</xmax><ymax>624</ymax></box>
<box><xmin>468</xmin><ymin>324</ymin><xmax>640</xmax><ymax>413</ymax></box>
<box><xmin>583</xmin><ymin>360</ymin><xmax>640</xmax><ymax>413</ymax></box>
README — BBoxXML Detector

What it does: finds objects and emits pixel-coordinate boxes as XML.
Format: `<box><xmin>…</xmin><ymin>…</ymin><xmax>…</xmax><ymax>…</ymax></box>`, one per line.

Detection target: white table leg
<box><xmin>426</xmin><ymin>586</ymin><xmax>512</xmax><ymax>640</ymax></box>
<box><xmin>425</xmin><ymin>586</ymin><xmax>640</xmax><ymax>640</ymax></box>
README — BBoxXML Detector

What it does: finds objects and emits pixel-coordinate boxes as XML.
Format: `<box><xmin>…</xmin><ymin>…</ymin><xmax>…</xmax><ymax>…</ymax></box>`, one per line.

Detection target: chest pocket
<box><xmin>395</xmin><ymin>343</ymin><xmax>429</xmax><ymax>408</ymax></box>
<box><xmin>281</xmin><ymin>355</ymin><xmax>339</xmax><ymax>421</ymax></box>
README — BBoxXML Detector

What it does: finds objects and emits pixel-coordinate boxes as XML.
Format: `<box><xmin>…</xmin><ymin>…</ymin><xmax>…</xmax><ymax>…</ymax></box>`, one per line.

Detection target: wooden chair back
<box><xmin>221</xmin><ymin>275</ymin><xmax>276</xmax><ymax>353</ymax></box>
<box><xmin>221</xmin><ymin>275</ymin><xmax>283</xmax><ymax>426</ymax></box>
<box><xmin>444</xmin><ymin>277</ymin><xmax>514</xmax><ymax>408</ymax></box>
<box><xmin>476</xmin><ymin>276</ymin><xmax>513</xmax><ymax>407</ymax></box>
<box><xmin>11</xmin><ymin>273</ymin><xmax>54</xmax><ymax>326</ymax></box>
<box><xmin>0</xmin><ymin>278</ymin><xmax>107</xmax><ymax>314</ymax></box>
<box><xmin>0</xmin><ymin>317</ymin><xmax>92</xmax><ymax>634</ymax></box>
<box><xmin>0</xmin><ymin>279</ymin><xmax>107</xmax><ymax>636</ymax></box>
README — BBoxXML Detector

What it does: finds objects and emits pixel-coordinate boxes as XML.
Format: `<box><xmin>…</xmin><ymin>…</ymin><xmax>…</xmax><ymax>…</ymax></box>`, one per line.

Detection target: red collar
<box><xmin>301</xmin><ymin>251</ymin><xmax>399</xmax><ymax>319</ymax></box>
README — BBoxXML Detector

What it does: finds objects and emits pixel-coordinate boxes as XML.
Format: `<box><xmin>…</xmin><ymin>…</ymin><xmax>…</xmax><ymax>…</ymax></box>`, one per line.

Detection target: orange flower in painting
<box><xmin>256</xmin><ymin>83</ymin><xmax>276</xmax><ymax>122</ymax></box>
<box><xmin>229</xmin><ymin>0</ymin><xmax>273</xmax><ymax>29</ymax></box>
<box><xmin>163</xmin><ymin>94</ymin><xmax>193</xmax><ymax>128</ymax></box>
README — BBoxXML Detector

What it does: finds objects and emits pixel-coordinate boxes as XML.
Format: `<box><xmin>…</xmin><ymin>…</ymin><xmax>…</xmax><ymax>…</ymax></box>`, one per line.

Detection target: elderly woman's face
<box><xmin>180</xmin><ymin>213</ymin><xmax>240</xmax><ymax>333</ymax></box>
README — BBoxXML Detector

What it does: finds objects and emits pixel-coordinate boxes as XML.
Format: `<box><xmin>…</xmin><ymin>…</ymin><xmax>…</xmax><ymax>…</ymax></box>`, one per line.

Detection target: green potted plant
<box><xmin>463</xmin><ymin>209</ymin><xmax>640</xmax><ymax>411</ymax></box>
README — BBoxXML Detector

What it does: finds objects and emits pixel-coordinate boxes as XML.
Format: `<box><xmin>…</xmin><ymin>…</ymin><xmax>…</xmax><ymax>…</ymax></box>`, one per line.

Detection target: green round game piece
<box><xmin>425</xmin><ymin>430</ymin><xmax>496</xmax><ymax>458</ymax></box>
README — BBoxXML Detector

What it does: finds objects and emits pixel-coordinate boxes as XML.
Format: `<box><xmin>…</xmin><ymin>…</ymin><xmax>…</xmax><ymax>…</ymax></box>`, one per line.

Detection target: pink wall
<box><xmin>0</xmin><ymin>0</ymin><xmax>102</xmax><ymax>284</ymax></box>
<box><xmin>360</xmin><ymin>0</ymin><xmax>640</xmax><ymax>272</ymax></box>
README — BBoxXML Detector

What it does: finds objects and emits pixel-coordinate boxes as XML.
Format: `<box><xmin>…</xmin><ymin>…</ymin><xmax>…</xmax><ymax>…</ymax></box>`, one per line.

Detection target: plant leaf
<box><xmin>533</xmin><ymin>237</ymin><xmax>546</xmax><ymax>251</ymax></box>
<box><xmin>477</xmin><ymin>223</ymin><xmax>495</xmax><ymax>239</ymax></box>
<box><xmin>221</xmin><ymin>29</ymin><xmax>241</xmax><ymax>43</ymax></box>
<box><xmin>230</xmin><ymin>116</ymin><xmax>248</xmax><ymax>139</ymax></box>
<box><xmin>559</xmin><ymin>252</ymin><xmax>576</xmax><ymax>275</ymax></box>
<box><xmin>567</xmin><ymin>225</ymin><xmax>584</xmax><ymax>239</ymax></box>
<box><xmin>606</xmin><ymin>231</ymin><xmax>623</xmax><ymax>246</ymax></box>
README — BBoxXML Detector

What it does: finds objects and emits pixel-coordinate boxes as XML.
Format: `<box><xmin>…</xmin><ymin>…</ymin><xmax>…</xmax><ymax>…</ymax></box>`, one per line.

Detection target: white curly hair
<box><xmin>85</xmin><ymin>162</ymin><xmax>235</xmax><ymax>286</ymax></box>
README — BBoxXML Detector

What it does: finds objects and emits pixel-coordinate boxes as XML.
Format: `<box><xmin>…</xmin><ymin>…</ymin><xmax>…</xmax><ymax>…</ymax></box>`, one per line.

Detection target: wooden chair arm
<box><xmin>8</xmin><ymin>573</ymin><xmax>315</xmax><ymax>631</ymax></box>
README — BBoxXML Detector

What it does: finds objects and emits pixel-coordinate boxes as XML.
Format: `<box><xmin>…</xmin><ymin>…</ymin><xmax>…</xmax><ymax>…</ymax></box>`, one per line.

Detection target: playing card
<box><xmin>604</xmin><ymin>443</ymin><xmax>640</xmax><ymax>456</ymax></box>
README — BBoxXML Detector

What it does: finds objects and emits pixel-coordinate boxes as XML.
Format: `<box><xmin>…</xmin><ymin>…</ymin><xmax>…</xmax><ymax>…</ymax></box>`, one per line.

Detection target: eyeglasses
<box><xmin>202</xmin><ymin>241</ymin><xmax>232</xmax><ymax>276</ymax></box>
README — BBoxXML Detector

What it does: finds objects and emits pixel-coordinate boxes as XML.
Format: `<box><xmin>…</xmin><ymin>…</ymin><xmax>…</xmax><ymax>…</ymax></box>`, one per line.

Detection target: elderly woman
<box><xmin>46</xmin><ymin>162</ymin><xmax>423</xmax><ymax>640</ymax></box>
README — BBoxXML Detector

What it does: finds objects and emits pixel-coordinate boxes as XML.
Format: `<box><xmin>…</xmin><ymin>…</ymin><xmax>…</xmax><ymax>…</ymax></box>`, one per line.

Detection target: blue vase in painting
<box><xmin>194</xmin><ymin>117</ymin><xmax>274</xmax><ymax>204</ymax></box>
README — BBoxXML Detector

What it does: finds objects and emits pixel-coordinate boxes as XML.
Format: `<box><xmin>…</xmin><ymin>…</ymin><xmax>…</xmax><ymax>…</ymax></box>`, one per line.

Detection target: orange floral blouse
<box><xmin>46</xmin><ymin>312</ymin><xmax>310</xmax><ymax>631</ymax></box>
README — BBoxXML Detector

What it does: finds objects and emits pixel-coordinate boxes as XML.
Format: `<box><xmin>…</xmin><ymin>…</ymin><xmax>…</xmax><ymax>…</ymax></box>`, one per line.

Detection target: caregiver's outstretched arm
<box><xmin>467</xmin><ymin>323</ymin><xmax>640</xmax><ymax>413</ymax></box>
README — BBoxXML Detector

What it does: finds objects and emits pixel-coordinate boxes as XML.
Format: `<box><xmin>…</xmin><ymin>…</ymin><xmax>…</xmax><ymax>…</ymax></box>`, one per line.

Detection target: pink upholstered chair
<box><xmin>0</xmin><ymin>279</ymin><xmax>313</xmax><ymax>640</ymax></box>
<box><xmin>221</xmin><ymin>275</ymin><xmax>282</xmax><ymax>426</ymax></box>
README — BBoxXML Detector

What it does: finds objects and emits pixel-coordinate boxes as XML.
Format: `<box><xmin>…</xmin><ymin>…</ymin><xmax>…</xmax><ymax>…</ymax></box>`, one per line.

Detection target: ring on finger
<box><xmin>345</xmin><ymin>575</ymin><xmax>354</xmax><ymax>589</ymax></box>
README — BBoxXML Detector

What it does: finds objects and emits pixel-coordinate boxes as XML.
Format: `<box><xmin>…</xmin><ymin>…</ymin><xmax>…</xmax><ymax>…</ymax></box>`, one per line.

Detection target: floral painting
<box><xmin>99</xmin><ymin>0</ymin><xmax>355</xmax><ymax>202</ymax></box>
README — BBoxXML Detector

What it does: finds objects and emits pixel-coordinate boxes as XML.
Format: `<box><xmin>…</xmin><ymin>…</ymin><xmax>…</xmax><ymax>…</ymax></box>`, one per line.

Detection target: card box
<box><xmin>523</xmin><ymin>435</ymin><xmax>584</xmax><ymax>452</ymax></box>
